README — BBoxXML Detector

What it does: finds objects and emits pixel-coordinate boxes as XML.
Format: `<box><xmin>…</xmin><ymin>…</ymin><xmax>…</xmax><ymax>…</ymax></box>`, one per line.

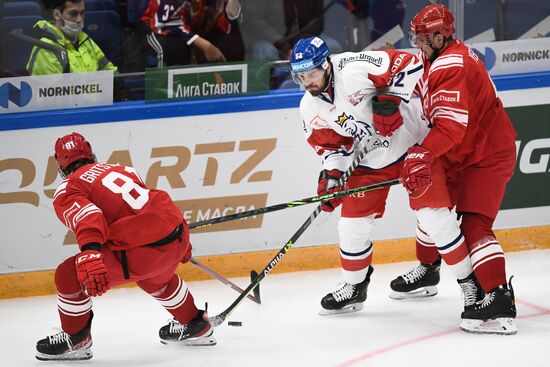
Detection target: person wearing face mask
<box><xmin>26</xmin><ymin>0</ymin><xmax>117</xmax><ymax>75</ymax></box>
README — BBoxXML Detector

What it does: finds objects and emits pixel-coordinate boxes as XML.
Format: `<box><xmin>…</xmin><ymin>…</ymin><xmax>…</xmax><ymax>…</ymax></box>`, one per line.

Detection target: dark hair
<box><xmin>60</xmin><ymin>157</ymin><xmax>96</xmax><ymax>178</ymax></box>
<box><xmin>52</xmin><ymin>0</ymin><xmax>84</xmax><ymax>12</ymax></box>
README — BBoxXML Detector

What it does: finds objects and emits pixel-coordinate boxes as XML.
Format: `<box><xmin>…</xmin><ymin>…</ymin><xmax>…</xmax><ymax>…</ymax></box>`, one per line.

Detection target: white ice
<box><xmin>1</xmin><ymin>250</ymin><xmax>549</xmax><ymax>367</ymax></box>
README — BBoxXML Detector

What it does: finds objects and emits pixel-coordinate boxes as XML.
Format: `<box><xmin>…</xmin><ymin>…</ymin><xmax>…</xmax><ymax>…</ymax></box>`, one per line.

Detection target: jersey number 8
<box><xmin>102</xmin><ymin>171</ymin><xmax>150</xmax><ymax>210</ymax></box>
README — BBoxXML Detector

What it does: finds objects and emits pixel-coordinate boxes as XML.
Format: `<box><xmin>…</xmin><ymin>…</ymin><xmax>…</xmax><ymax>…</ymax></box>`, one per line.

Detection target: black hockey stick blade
<box><xmin>250</xmin><ymin>270</ymin><xmax>261</xmax><ymax>304</ymax></box>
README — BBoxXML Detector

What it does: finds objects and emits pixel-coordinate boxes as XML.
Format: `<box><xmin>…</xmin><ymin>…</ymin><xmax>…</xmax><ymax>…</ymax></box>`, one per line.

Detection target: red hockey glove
<box><xmin>401</xmin><ymin>146</ymin><xmax>433</xmax><ymax>197</ymax></box>
<box><xmin>75</xmin><ymin>247</ymin><xmax>110</xmax><ymax>297</ymax></box>
<box><xmin>317</xmin><ymin>169</ymin><xmax>344</xmax><ymax>212</ymax></box>
<box><xmin>372</xmin><ymin>95</ymin><xmax>403</xmax><ymax>137</ymax></box>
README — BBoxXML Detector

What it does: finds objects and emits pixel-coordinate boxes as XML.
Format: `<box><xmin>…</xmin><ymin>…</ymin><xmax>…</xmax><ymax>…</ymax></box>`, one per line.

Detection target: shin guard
<box><xmin>416</xmin><ymin>208</ymin><xmax>472</xmax><ymax>280</ymax></box>
<box><xmin>338</xmin><ymin>216</ymin><xmax>375</xmax><ymax>284</ymax></box>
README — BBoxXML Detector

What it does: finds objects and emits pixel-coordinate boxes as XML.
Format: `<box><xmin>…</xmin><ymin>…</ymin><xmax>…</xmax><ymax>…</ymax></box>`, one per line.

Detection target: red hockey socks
<box><xmin>147</xmin><ymin>274</ymin><xmax>198</xmax><ymax>324</ymax></box>
<box><xmin>461</xmin><ymin>213</ymin><xmax>507</xmax><ymax>292</ymax></box>
<box><xmin>55</xmin><ymin>257</ymin><xmax>93</xmax><ymax>335</ymax></box>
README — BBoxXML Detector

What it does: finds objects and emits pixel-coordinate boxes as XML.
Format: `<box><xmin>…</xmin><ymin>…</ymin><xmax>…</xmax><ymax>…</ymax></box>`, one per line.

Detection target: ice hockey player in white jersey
<box><xmin>290</xmin><ymin>36</ymin><xmax>483</xmax><ymax>326</ymax></box>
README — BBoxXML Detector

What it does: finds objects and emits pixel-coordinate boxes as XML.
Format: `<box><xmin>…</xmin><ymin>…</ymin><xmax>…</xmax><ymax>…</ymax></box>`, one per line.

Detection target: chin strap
<box><xmin>429</xmin><ymin>37</ymin><xmax>452</xmax><ymax>61</ymax></box>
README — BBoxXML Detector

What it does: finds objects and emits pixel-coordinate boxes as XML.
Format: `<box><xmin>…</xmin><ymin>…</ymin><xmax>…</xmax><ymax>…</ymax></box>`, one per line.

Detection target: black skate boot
<box><xmin>457</xmin><ymin>272</ymin><xmax>484</xmax><ymax>318</ymax></box>
<box><xmin>36</xmin><ymin>315</ymin><xmax>93</xmax><ymax>361</ymax></box>
<box><xmin>390</xmin><ymin>257</ymin><xmax>441</xmax><ymax>299</ymax></box>
<box><xmin>460</xmin><ymin>277</ymin><xmax>517</xmax><ymax>335</ymax></box>
<box><xmin>159</xmin><ymin>309</ymin><xmax>217</xmax><ymax>346</ymax></box>
<box><xmin>320</xmin><ymin>266</ymin><xmax>374</xmax><ymax>315</ymax></box>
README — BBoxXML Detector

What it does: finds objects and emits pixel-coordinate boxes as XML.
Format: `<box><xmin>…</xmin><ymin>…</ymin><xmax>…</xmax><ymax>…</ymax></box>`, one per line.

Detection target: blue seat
<box><xmin>85</xmin><ymin>0</ymin><xmax>116</xmax><ymax>11</ymax></box>
<box><xmin>1</xmin><ymin>15</ymin><xmax>43</xmax><ymax>75</ymax></box>
<box><xmin>2</xmin><ymin>1</ymin><xmax>42</xmax><ymax>17</ymax></box>
<box><xmin>84</xmin><ymin>10</ymin><xmax>121</xmax><ymax>67</ymax></box>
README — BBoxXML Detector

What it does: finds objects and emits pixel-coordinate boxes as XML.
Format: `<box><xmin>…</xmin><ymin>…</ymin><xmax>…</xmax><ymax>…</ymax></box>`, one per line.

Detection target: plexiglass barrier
<box><xmin>0</xmin><ymin>0</ymin><xmax>548</xmax><ymax>113</ymax></box>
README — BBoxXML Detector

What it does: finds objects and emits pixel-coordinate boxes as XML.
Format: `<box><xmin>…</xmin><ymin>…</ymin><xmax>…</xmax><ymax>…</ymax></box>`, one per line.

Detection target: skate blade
<box><xmin>460</xmin><ymin>317</ymin><xmax>517</xmax><ymax>335</ymax></box>
<box><xmin>389</xmin><ymin>286</ymin><xmax>438</xmax><ymax>300</ymax></box>
<box><xmin>161</xmin><ymin>332</ymin><xmax>217</xmax><ymax>346</ymax></box>
<box><xmin>319</xmin><ymin>302</ymin><xmax>364</xmax><ymax>316</ymax></box>
<box><xmin>36</xmin><ymin>348</ymin><xmax>92</xmax><ymax>361</ymax></box>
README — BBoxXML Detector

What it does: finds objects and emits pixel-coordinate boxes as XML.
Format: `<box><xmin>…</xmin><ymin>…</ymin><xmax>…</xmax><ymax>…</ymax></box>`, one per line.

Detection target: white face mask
<box><xmin>59</xmin><ymin>15</ymin><xmax>83</xmax><ymax>38</ymax></box>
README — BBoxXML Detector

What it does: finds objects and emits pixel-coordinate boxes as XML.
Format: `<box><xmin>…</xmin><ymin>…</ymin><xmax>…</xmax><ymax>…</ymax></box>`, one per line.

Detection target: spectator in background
<box><xmin>240</xmin><ymin>0</ymin><xmax>342</xmax><ymax>61</ymax></box>
<box><xmin>184</xmin><ymin>0</ymin><xmax>245</xmax><ymax>62</ymax></box>
<box><xmin>26</xmin><ymin>0</ymin><xmax>117</xmax><ymax>75</ymax></box>
<box><xmin>140</xmin><ymin>0</ymin><xmax>226</xmax><ymax>67</ymax></box>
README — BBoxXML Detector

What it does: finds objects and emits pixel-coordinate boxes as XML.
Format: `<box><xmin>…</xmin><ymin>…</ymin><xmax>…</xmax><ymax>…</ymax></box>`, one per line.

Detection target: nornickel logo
<box><xmin>472</xmin><ymin>47</ymin><xmax>496</xmax><ymax>71</ymax></box>
<box><xmin>0</xmin><ymin>81</ymin><xmax>32</xmax><ymax>108</ymax></box>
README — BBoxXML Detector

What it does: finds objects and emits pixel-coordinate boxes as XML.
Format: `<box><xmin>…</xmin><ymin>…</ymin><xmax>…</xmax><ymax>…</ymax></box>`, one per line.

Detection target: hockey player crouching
<box><xmin>36</xmin><ymin>133</ymin><xmax>215</xmax><ymax>361</ymax></box>
<box><xmin>290</xmin><ymin>37</ymin><xmax>482</xmax><ymax>329</ymax></box>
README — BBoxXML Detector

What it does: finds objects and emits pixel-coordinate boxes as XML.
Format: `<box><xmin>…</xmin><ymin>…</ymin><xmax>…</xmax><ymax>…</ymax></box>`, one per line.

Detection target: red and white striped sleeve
<box><xmin>421</xmin><ymin>53</ymin><xmax>469</xmax><ymax>157</ymax></box>
<box><xmin>53</xmin><ymin>180</ymin><xmax>108</xmax><ymax>249</ymax></box>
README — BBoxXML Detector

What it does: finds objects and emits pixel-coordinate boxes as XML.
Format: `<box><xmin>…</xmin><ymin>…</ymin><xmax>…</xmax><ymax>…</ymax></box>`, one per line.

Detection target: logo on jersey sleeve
<box><xmin>430</xmin><ymin>90</ymin><xmax>460</xmax><ymax>106</ymax></box>
<box><xmin>348</xmin><ymin>90</ymin><xmax>367</xmax><ymax>106</ymax></box>
<box><xmin>309</xmin><ymin>115</ymin><xmax>330</xmax><ymax>129</ymax></box>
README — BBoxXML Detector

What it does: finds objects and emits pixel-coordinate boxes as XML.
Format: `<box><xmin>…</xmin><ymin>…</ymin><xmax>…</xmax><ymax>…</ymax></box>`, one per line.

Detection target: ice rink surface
<box><xmin>1</xmin><ymin>249</ymin><xmax>549</xmax><ymax>367</ymax></box>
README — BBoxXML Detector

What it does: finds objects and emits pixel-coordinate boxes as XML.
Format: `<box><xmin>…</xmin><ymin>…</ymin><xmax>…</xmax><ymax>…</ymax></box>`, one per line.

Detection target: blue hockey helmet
<box><xmin>290</xmin><ymin>36</ymin><xmax>330</xmax><ymax>73</ymax></box>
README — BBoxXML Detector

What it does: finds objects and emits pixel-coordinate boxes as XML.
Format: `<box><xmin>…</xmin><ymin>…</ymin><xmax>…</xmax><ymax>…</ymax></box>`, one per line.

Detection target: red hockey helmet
<box><xmin>54</xmin><ymin>132</ymin><xmax>95</xmax><ymax>174</ymax></box>
<box><xmin>410</xmin><ymin>3</ymin><xmax>455</xmax><ymax>45</ymax></box>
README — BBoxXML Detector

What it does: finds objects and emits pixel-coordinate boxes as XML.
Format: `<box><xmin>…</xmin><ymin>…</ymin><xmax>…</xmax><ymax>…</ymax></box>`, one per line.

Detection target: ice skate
<box><xmin>36</xmin><ymin>319</ymin><xmax>93</xmax><ymax>361</ymax></box>
<box><xmin>319</xmin><ymin>266</ymin><xmax>373</xmax><ymax>315</ymax></box>
<box><xmin>159</xmin><ymin>310</ymin><xmax>217</xmax><ymax>346</ymax></box>
<box><xmin>389</xmin><ymin>258</ymin><xmax>441</xmax><ymax>299</ymax></box>
<box><xmin>460</xmin><ymin>277</ymin><xmax>517</xmax><ymax>335</ymax></box>
<box><xmin>457</xmin><ymin>272</ymin><xmax>484</xmax><ymax>318</ymax></box>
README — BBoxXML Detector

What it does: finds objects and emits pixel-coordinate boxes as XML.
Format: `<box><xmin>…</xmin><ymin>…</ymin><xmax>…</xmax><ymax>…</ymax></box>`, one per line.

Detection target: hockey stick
<box><xmin>193</xmin><ymin>178</ymin><xmax>400</xmax><ymax>307</ymax></box>
<box><xmin>189</xmin><ymin>179</ymin><xmax>401</xmax><ymax>230</ymax></box>
<box><xmin>210</xmin><ymin>137</ymin><xmax>381</xmax><ymax>327</ymax></box>
<box><xmin>189</xmin><ymin>258</ymin><xmax>261</xmax><ymax>304</ymax></box>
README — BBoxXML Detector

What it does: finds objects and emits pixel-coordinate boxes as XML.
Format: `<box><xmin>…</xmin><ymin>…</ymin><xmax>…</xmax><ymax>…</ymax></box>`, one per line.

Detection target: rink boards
<box><xmin>0</xmin><ymin>72</ymin><xmax>549</xmax><ymax>298</ymax></box>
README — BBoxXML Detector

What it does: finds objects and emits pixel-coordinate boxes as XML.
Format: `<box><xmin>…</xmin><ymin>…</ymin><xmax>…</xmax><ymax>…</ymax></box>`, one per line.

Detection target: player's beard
<box><xmin>425</xmin><ymin>39</ymin><xmax>449</xmax><ymax>62</ymax></box>
<box><xmin>427</xmin><ymin>47</ymin><xmax>442</xmax><ymax>63</ymax></box>
<box><xmin>306</xmin><ymin>70</ymin><xmax>330</xmax><ymax>97</ymax></box>
<box><xmin>306</xmin><ymin>84</ymin><xmax>323</xmax><ymax>97</ymax></box>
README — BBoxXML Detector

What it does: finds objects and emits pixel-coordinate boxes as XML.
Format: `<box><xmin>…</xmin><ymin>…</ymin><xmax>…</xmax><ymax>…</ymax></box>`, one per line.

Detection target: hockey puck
<box><xmin>227</xmin><ymin>321</ymin><xmax>242</xmax><ymax>327</ymax></box>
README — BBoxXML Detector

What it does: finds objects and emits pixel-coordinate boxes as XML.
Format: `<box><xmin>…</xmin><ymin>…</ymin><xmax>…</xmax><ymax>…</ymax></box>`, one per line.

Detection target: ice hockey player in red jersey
<box><xmin>389</xmin><ymin>3</ymin><xmax>518</xmax><ymax>335</ymax></box>
<box><xmin>35</xmin><ymin>133</ymin><xmax>215</xmax><ymax>361</ymax></box>
<box><xmin>290</xmin><ymin>37</ymin><xmax>477</xmax><ymax>324</ymax></box>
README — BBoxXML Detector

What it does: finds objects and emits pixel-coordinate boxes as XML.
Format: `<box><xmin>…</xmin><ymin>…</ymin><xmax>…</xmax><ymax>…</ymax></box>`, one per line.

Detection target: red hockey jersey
<box><xmin>140</xmin><ymin>0</ymin><xmax>198</xmax><ymax>44</ymax></box>
<box><xmin>416</xmin><ymin>40</ymin><xmax>517</xmax><ymax>172</ymax></box>
<box><xmin>53</xmin><ymin>163</ymin><xmax>183</xmax><ymax>251</ymax></box>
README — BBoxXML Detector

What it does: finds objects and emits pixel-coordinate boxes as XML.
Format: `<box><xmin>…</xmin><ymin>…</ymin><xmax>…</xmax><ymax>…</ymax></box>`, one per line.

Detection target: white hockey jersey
<box><xmin>299</xmin><ymin>50</ymin><xmax>429</xmax><ymax>171</ymax></box>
